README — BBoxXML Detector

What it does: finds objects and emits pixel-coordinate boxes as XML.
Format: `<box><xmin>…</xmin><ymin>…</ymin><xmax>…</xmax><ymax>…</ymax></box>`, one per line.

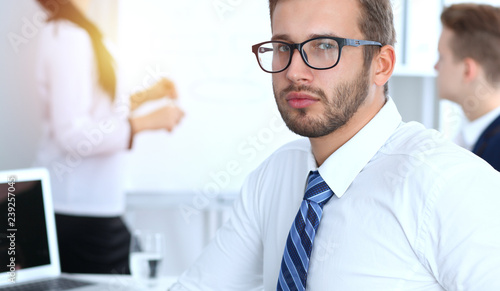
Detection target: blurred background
<box><xmin>1</xmin><ymin>0</ymin><xmax>498</xmax><ymax>276</ymax></box>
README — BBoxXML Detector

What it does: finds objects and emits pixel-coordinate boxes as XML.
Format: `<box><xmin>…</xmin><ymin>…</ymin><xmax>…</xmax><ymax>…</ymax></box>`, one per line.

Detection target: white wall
<box><xmin>117</xmin><ymin>0</ymin><xmax>299</xmax><ymax>196</ymax></box>
<box><xmin>0</xmin><ymin>1</ymin><xmax>43</xmax><ymax>170</ymax></box>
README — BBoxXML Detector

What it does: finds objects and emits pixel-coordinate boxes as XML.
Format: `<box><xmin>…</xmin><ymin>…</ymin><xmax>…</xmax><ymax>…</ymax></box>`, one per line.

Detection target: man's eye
<box><xmin>317</xmin><ymin>42</ymin><xmax>335</xmax><ymax>50</ymax></box>
<box><xmin>277</xmin><ymin>45</ymin><xmax>290</xmax><ymax>52</ymax></box>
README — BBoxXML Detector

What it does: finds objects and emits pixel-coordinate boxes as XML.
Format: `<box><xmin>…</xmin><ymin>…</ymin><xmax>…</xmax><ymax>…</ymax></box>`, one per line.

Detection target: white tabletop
<box><xmin>66</xmin><ymin>273</ymin><xmax>177</xmax><ymax>290</ymax></box>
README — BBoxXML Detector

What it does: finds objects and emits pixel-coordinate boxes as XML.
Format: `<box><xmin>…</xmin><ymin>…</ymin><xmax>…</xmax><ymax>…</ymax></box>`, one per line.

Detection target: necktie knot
<box><xmin>303</xmin><ymin>171</ymin><xmax>334</xmax><ymax>206</ymax></box>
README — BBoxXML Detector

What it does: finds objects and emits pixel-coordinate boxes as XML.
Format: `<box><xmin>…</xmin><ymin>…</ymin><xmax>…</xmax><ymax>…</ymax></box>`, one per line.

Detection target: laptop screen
<box><xmin>0</xmin><ymin>168</ymin><xmax>60</xmax><ymax>285</ymax></box>
<box><xmin>0</xmin><ymin>180</ymin><xmax>51</xmax><ymax>273</ymax></box>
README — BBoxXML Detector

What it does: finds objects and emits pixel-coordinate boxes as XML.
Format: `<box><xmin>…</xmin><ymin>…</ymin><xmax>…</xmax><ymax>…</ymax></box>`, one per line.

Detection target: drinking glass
<box><xmin>129</xmin><ymin>230</ymin><xmax>165</xmax><ymax>288</ymax></box>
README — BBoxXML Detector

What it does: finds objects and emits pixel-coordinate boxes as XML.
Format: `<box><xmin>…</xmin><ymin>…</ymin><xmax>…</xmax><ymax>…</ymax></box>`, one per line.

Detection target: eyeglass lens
<box><xmin>257</xmin><ymin>38</ymin><xmax>340</xmax><ymax>72</ymax></box>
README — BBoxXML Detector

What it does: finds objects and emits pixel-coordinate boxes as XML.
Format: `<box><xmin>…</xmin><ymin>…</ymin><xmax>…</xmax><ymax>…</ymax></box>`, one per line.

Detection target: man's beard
<box><xmin>274</xmin><ymin>69</ymin><xmax>370</xmax><ymax>138</ymax></box>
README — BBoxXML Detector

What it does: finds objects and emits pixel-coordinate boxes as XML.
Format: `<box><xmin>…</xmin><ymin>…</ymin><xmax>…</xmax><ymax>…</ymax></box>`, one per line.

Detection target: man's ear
<box><xmin>463</xmin><ymin>57</ymin><xmax>479</xmax><ymax>83</ymax></box>
<box><xmin>373</xmin><ymin>45</ymin><xmax>396</xmax><ymax>87</ymax></box>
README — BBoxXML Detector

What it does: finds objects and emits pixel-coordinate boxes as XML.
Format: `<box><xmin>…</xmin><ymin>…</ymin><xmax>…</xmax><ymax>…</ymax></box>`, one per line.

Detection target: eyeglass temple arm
<box><xmin>345</xmin><ymin>39</ymin><xmax>382</xmax><ymax>47</ymax></box>
<box><xmin>258</xmin><ymin>47</ymin><xmax>274</xmax><ymax>53</ymax></box>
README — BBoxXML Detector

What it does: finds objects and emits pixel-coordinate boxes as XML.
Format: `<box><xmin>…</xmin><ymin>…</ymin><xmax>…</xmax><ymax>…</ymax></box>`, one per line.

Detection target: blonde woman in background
<box><xmin>34</xmin><ymin>0</ymin><xmax>184</xmax><ymax>274</ymax></box>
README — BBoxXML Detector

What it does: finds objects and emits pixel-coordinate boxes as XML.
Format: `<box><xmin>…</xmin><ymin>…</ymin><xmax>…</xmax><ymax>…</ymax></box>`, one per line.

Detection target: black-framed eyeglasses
<box><xmin>251</xmin><ymin>37</ymin><xmax>382</xmax><ymax>73</ymax></box>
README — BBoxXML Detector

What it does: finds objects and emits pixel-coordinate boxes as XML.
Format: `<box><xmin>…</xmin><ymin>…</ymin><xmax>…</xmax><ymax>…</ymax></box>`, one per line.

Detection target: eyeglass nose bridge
<box><xmin>287</xmin><ymin>43</ymin><xmax>310</xmax><ymax>68</ymax></box>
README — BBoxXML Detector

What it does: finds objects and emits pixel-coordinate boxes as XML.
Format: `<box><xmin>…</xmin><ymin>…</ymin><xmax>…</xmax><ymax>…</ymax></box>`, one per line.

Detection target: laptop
<box><xmin>0</xmin><ymin>168</ymin><xmax>110</xmax><ymax>290</ymax></box>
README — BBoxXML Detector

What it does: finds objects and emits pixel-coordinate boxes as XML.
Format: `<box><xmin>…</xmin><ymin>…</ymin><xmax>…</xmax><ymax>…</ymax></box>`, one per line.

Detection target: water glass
<box><xmin>129</xmin><ymin>230</ymin><xmax>165</xmax><ymax>287</ymax></box>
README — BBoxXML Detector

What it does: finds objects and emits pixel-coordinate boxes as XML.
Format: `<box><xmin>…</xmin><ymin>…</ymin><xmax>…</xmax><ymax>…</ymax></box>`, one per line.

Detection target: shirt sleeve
<box><xmin>45</xmin><ymin>24</ymin><xmax>130</xmax><ymax>156</ymax></box>
<box><xmin>419</xmin><ymin>160</ymin><xmax>500</xmax><ymax>290</ymax></box>
<box><xmin>170</xmin><ymin>172</ymin><xmax>265</xmax><ymax>291</ymax></box>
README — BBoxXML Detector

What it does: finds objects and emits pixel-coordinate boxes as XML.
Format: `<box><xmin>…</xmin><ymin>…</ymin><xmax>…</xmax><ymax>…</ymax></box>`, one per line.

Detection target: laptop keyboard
<box><xmin>0</xmin><ymin>277</ymin><xmax>94</xmax><ymax>291</ymax></box>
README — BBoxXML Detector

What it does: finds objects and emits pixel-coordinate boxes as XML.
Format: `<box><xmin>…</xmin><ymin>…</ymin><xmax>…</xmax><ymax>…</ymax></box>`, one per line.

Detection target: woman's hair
<box><xmin>36</xmin><ymin>0</ymin><xmax>116</xmax><ymax>100</ymax></box>
<box><xmin>441</xmin><ymin>3</ymin><xmax>500</xmax><ymax>85</ymax></box>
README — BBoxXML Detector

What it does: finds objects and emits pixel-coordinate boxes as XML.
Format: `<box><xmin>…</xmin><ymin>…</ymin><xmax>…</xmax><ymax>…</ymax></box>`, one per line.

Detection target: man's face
<box><xmin>435</xmin><ymin>28</ymin><xmax>465</xmax><ymax>104</ymax></box>
<box><xmin>271</xmin><ymin>0</ymin><xmax>371</xmax><ymax>138</ymax></box>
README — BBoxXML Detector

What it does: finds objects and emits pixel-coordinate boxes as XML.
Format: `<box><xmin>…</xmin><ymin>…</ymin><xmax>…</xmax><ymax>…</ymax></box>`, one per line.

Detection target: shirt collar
<box><xmin>462</xmin><ymin>106</ymin><xmax>500</xmax><ymax>150</ymax></box>
<box><xmin>313</xmin><ymin>97</ymin><xmax>402</xmax><ymax>198</ymax></box>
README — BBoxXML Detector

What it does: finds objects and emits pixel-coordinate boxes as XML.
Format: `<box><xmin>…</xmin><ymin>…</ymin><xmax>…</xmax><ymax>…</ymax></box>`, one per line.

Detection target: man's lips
<box><xmin>285</xmin><ymin>92</ymin><xmax>319</xmax><ymax>109</ymax></box>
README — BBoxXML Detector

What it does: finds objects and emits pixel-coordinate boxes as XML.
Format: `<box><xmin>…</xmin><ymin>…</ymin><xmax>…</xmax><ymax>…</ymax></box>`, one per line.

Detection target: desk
<box><xmin>68</xmin><ymin>274</ymin><xmax>177</xmax><ymax>290</ymax></box>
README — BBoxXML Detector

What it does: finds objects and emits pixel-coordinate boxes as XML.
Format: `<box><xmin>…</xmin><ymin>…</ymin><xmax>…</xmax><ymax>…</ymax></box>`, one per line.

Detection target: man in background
<box><xmin>435</xmin><ymin>3</ymin><xmax>500</xmax><ymax>171</ymax></box>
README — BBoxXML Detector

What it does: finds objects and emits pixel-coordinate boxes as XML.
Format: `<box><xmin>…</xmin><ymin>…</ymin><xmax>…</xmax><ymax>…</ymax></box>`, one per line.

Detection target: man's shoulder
<box><xmin>381</xmin><ymin>121</ymin><xmax>489</xmax><ymax>172</ymax></box>
<box><xmin>476</xmin><ymin>114</ymin><xmax>500</xmax><ymax>148</ymax></box>
<box><xmin>377</xmin><ymin>121</ymin><xmax>500</xmax><ymax>202</ymax></box>
<box><xmin>259</xmin><ymin>138</ymin><xmax>311</xmax><ymax>167</ymax></box>
<box><xmin>273</xmin><ymin>138</ymin><xmax>310</xmax><ymax>154</ymax></box>
<box><xmin>481</xmin><ymin>127</ymin><xmax>500</xmax><ymax>150</ymax></box>
<box><xmin>246</xmin><ymin>138</ymin><xmax>310</xmax><ymax>180</ymax></box>
<box><xmin>476</xmin><ymin>124</ymin><xmax>500</xmax><ymax>171</ymax></box>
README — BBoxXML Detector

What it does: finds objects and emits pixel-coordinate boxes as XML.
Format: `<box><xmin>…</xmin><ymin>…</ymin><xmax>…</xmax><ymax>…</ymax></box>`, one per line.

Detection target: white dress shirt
<box><xmin>171</xmin><ymin>98</ymin><xmax>500</xmax><ymax>291</ymax></box>
<box><xmin>455</xmin><ymin>106</ymin><xmax>500</xmax><ymax>151</ymax></box>
<box><xmin>34</xmin><ymin>20</ymin><xmax>131</xmax><ymax>216</ymax></box>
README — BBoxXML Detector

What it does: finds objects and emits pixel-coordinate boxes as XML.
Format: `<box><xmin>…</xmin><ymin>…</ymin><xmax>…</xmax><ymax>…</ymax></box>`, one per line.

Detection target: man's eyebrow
<box><xmin>309</xmin><ymin>33</ymin><xmax>342</xmax><ymax>38</ymax></box>
<box><xmin>271</xmin><ymin>33</ymin><xmax>342</xmax><ymax>42</ymax></box>
<box><xmin>271</xmin><ymin>34</ymin><xmax>292</xmax><ymax>42</ymax></box>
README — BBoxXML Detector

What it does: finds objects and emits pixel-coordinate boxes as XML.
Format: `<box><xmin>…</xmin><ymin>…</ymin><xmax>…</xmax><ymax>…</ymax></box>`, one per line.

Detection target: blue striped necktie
<box><xmin>277</xmin><ymin>170</ymin><xmax>334</xmax><ymax>291</ymax></box>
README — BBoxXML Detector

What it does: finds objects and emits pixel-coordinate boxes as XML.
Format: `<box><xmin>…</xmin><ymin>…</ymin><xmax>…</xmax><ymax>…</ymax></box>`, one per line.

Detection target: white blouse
<box><xmin>34</xmin><ymin>20</ymin><xmax>131</xmax><ymax>216</ymax></box>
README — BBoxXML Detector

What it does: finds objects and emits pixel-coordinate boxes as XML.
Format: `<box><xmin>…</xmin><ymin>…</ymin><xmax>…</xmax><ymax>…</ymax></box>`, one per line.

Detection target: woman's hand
<box><xmin>148</xmin><ymin>78</ymin><xmax>178</xmax><ymax>100</ymax></box>
<box><xmin>130</xmin><ymin>104</ymin><xmax>185</xmax><ymax>137</ymax></box>
<box><xmin>130</xmin><ymin>78</ymin><xmax>178</xmax><ymax>111</ymax></box>
<box><xmin>148</xmin><ymin>104</ymin><xmax>184</xmax><ymax>132</ymax></box>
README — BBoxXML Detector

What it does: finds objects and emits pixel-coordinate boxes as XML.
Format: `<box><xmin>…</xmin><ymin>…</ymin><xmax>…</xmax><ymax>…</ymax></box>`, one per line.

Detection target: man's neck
<box><xmin>464</xmin><ymin>90</ymin><xmax>500</xmax><ymax>122</ymax></box>
<box><xmin>310</xmin><ymin>94</ymin><xmax>386</xmax><ymax>166</ymax></box>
